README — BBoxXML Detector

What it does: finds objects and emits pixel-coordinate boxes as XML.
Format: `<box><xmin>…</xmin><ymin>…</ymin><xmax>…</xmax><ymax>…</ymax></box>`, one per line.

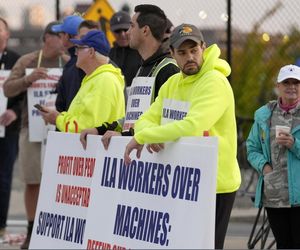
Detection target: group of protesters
<box><xmin>1</xmin><ymin>2</ymin><xmax>300</xmax><ymax>250</ymax></box>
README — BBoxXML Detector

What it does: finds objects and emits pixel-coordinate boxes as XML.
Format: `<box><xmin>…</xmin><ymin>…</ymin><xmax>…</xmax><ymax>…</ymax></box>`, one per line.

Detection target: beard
<box><xmin>182</xmin><ymin>61</ymin><xmax>200</xmax><ymax>75</ymax></box>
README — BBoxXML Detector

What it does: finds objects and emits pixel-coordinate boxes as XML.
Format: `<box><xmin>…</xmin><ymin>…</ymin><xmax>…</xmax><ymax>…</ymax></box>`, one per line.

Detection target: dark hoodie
<box><xmin>55</xmin><ymin>47</ymin><xmax>85</xmax><ymax>112</ymax></box>
<box><xmin>0</xmin><ymin>49</ymin><xmax>21</xmax><ymax>135</ymax></box>
<box><xmin>109</xmin><ymin>43</ymin><xmax>142</xmax><ymax>87</ymax></box>
<box><xmin>136</xmin><ymin>45</ymin><xmax>179</xmax><ymax>98</ymax></box>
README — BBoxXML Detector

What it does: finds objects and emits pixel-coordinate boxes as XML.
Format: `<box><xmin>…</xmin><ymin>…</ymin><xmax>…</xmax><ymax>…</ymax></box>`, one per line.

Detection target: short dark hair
<box><xmin>78</xmin><ymin>20</ymin><xmax>100</xmax><ymax>31</ymax></box>
<box><xmin>0</xmin><ymin>17</ymin><xmax>9</xmax><ymax>31</ymax></box>
<box><xmin>134</xmin><ymin>4</ymin><xmax>167</xmax><ymax>41</ymax></box>
<box><xmin>42</xmin><ymin>21</ymin><xmax>61</xmax><ymax>42</ymax></box>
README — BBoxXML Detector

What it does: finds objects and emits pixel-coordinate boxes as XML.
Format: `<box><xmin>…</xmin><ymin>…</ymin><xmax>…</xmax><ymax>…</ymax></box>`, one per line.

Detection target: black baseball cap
<box><xmin>170</xmin><ymin>23</ymin><xmax>204</xmax><ymax>48</ymax></box>
<box><xmin>110</xmin><ymin>11</ymin><xmax>131</xmax><ymax>32</ymax></box>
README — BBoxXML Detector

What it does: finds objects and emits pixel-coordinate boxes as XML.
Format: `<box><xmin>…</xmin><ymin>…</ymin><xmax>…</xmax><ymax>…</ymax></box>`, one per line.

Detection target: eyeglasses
<box><xmin>48</xmin><ymin>32</ymin><xmax>60</xmax><ymax>37</ymax></box>
<box><xmin>114</xmin><ymin>29</ymin><xmax>128</xmax><ymax>34</ymax></box>
<box><xmin>75</xmin><ymin>46</ymin><xmax>90</xmax><ymax>52</ymax></box>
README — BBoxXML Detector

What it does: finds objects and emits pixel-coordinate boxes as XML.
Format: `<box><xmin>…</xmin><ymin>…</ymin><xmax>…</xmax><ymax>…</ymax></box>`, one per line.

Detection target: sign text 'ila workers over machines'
<box><xmin>30</xmin><ymin>133</ymin><xmax>218</xmax><ymax>249</ymax></box>
<box><xmin>84</xmin><ymin>136</ymin><xmax>218</xmax><ymax>249</ymax></box>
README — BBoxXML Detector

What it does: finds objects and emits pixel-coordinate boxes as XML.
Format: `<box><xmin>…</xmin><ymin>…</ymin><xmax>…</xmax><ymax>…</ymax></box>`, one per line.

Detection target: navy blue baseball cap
<box><xmin>51</xmin><ymin>15</ymin><xmax>84</xmax><ymax>35</ymax></box>
<box><xmin>70</xmin><ymin>30</ymin><xmax>111</xmax><ymax>56</ymax></box>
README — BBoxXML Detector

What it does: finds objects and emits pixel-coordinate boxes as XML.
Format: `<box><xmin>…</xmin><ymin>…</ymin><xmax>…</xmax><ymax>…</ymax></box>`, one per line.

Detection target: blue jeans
<box><xmin>0</xmin><ymin>134</ymin><xmax>19</xmax><ymax>228</ymax></box>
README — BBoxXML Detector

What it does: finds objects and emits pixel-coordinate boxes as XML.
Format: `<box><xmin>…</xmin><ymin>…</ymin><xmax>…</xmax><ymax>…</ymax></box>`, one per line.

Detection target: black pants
<box><xmin>215</xmin><ymin>191</ymin><xmax>236</xmax><ymax>249</ymax></box>
<box><xmin>0</xmin><ymin>134</ymin><xmax>19</xmax><ymax>228</ymax></box>
<box><xmin>266</xmin><ymin>207</ymin><xmax>300</xmax><ymax>249</ymax></box>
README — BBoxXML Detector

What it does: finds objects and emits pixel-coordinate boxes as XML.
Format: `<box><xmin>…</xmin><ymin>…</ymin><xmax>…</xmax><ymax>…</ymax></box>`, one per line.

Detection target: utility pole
<box><xmin>227</xmin><ymin>0</ymin><xmax>232</xmax><ymax>82</ymax></box>
<box><xmin>56</xmin><ymin>0</ymin><xmax>60</xmax><ymax>20</ymax></box>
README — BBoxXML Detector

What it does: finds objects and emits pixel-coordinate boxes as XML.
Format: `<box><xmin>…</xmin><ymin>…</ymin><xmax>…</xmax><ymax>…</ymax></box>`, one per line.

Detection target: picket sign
<box><xmin>30</xmin><ymin>132</ymin><xmax>218</xmax><ymax>249</ymax></box>
<box><xmin>27</xmin><ymin>68</ymin><xmax>62</xmax><ymax>142</ymax></box>
<box><xmin>40</xmin><ymin>123</ymin><xmax>56</xmax><ymax>170</ymax></box>
<box><xmin>40</xmin><ymin>92</ymin><xmax>58</xmax><ymax>168</ymax></box>
<box><xmin>123</xmin><ymin>77</ymin><xmax>155</xmax><ymax>131</ymax></box>
<box><xmin>0</xmin><ymin>70</ymin><xmax>10</xmax><ymax>137</ymax></box>
<box><xmin>30</xmin><ymin>132</ymin><xmax>99</xmax><ymax>249</ymax></box>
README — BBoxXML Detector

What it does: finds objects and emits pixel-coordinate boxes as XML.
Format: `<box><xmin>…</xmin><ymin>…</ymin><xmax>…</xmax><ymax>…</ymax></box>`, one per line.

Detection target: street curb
<box><xmin>230</xmin><ymin>208</ymin><xmax>258</xmax><ymax>223</ymax></box>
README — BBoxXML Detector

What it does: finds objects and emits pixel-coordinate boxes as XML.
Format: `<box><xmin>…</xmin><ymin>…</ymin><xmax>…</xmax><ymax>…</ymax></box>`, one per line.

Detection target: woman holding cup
<box><xmin>247</xmin><ymin>64</ymin><xmax>300</xmax><ymax>249</ymax></box>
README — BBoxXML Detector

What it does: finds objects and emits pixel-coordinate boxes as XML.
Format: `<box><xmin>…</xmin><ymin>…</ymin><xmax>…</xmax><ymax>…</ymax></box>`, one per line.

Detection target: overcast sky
<box><xmin>1</xmin><ymin>0</ymin><xmax>300</xmax><ymax>34</ymax></box>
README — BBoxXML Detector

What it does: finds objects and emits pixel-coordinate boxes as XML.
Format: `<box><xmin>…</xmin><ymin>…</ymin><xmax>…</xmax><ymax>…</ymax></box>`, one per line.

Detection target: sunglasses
<box><xmin>75</xmin><ymin>46</ymin><xmax>90</xmax><ymax>52</ymax></box>
<box><xmin>114</xmin><ymin>29</ymin><xmax>128</xmax><ymax>34</ymax></box>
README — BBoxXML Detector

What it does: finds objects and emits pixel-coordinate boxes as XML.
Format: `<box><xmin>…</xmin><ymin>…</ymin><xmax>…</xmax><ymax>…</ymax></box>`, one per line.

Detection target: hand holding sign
<box><xmin>0</xmin><ymin>109</ymin><xmax>17</xmax><ymax>126</ymax></box>
<box><xmin>25</xmin><ymin>67</ymin><xmax>48</xmax><ymax>85</ymax></box>
<box><xmin>80</xmin><ymin>128</ymin><xmax>99</xmax><ymax>150</ymax></box>
<box><xmin>101</xmin><ymin>130</ymin><xmax>121</xmax><ymax>150</ymax></box>
<box><xmin>124</xmin><ymin>137</ymin><xmax>144</xmax><ymax>166</ymax></box>
<box><xmin>146</xmin><ymin>143</ymin><xmax>165</xmax><ymax>153</ymax></box>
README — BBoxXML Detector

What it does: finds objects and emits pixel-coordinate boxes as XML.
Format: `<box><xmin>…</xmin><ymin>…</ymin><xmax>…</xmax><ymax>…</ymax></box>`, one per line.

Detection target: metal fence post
<box><xmin>56</xmin><ymin>0</ymin><xmax>60</xmax><ymax>20</ymax></box>
<box><xmin>227</xmin><ymin>0</ymin><xmax>232</xmax><ymax>82</ymax></box>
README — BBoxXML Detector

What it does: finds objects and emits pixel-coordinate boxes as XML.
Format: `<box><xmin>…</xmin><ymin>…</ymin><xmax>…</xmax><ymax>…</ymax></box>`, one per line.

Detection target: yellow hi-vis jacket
<box><xmin>56</xmin><ymin>64</ymin><xmax>125</xmax><ymax>133</ymax></box>
<box><xmin>134</xmin><ymin>44</ymin><xmax>241</xmax><ymax>193</ymax></box>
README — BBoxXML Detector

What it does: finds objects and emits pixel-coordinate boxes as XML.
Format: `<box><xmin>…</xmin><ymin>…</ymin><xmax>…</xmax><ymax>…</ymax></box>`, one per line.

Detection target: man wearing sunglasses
<box><xmin>51</xmin><ymin>15</ymin><xmax>84</xmax><ymax>112</ymax></box>
<box><xmin>109</xmin><ymin>11</ymin><xmax>141</xmax><ymax>88</ymax></box>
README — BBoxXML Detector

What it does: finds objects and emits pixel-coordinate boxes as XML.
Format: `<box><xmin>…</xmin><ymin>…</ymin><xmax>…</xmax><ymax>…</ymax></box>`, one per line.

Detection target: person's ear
<box><xmin>5</xmin><ymin>30</ymin><xmax>10</xmax><ymax>40</ymax></box>
<box><xmin>43</xmin><ymin>33</ymin><xmax>50</xmax><ymax>42</ymax></box>
<box><xmin>89</xmin><ymin>47</ymin><xmax>95</xmax><ymax>57</ymax></box>
<box><xmin>170</xmin><ymin>47</ymin><xmax>175</xmax><ymax>58</ymax></box>
<box><xmin>143</xmin><ymin>25</ymin><xmax>150</xmax><ymax>36</ymax></box>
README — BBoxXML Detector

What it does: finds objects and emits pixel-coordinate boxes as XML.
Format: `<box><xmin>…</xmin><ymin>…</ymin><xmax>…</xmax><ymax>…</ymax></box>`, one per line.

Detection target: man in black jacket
<box><xmin>0</xmin><ymin>17</ymin><xmax>21</xmax><ymax>237</ymax></box>
<box><xmin>128</xmin><ymin>5</ymin><xmax>179</xmax><ymax>98</ymax></box>
<box><xmin>51</xmin><ymin>15</ymin><xmax>84</xmax><ymax>112</ymax></box>
<box><xmin>109</xmin><ymin>11</ymin><xmax>141</xmax><ymax>87</ymax></box>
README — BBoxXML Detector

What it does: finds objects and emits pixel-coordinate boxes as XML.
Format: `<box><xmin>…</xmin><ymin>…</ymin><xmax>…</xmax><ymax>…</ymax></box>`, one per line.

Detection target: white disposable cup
<box><xmin>275</xmin><ymin>125</ymin><xmax>291</xmax><ymax>137</ymax></box>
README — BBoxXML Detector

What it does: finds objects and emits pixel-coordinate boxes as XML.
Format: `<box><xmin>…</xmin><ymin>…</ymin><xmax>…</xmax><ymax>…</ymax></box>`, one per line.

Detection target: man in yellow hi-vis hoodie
<box><xmin>41</xmin><ymin>30</ymin><xmax>125</xmax><ymax>133</ymax></box>
<box><xmin>124</xmin><ymin>24</ymin><xmax>241</xmax><ymax>249</ymax></box>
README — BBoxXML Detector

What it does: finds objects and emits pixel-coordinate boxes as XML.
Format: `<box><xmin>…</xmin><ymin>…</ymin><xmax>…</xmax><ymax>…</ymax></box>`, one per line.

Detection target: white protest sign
<box><xmin>27</xmin><ymin>68</ymin><xmax>62</xmax><ymax>142</ymax></box>
<box><xmin>161</xmin><ymin>99</ymin><xmax>190</xmax><ymax>125</ymax></box>
<box><xmin>40</xmin><ymin>93</ymin><xmax>58</xmax><ymax>168</ymax></box>
<box><xmin>31</xmin><ymin>132</ymin><xmax>218</xmax><ymax>249</ymax></box>
<box><xmin>30</xmin><ymin>132</ymin><xmax>99</xmax><ymax>249</ymax></box>
<box><xmin>84</xmin><ymin>136</ymin><xmax>218</xmax><ymax>249</ymax></box>
<box><xmin>41</xmin><ymin>123</ymin><xmax>56</xmax><ymax>170</ymax></box>
<box><xmin>123</xmin><ymin>77</ymin><xmax>155</xmax><ymax>131</ymax></box>
<box><xmin>0</xmin><ymin>70</ymin><xmax>10</xmax><ymax>137</ymax></box>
